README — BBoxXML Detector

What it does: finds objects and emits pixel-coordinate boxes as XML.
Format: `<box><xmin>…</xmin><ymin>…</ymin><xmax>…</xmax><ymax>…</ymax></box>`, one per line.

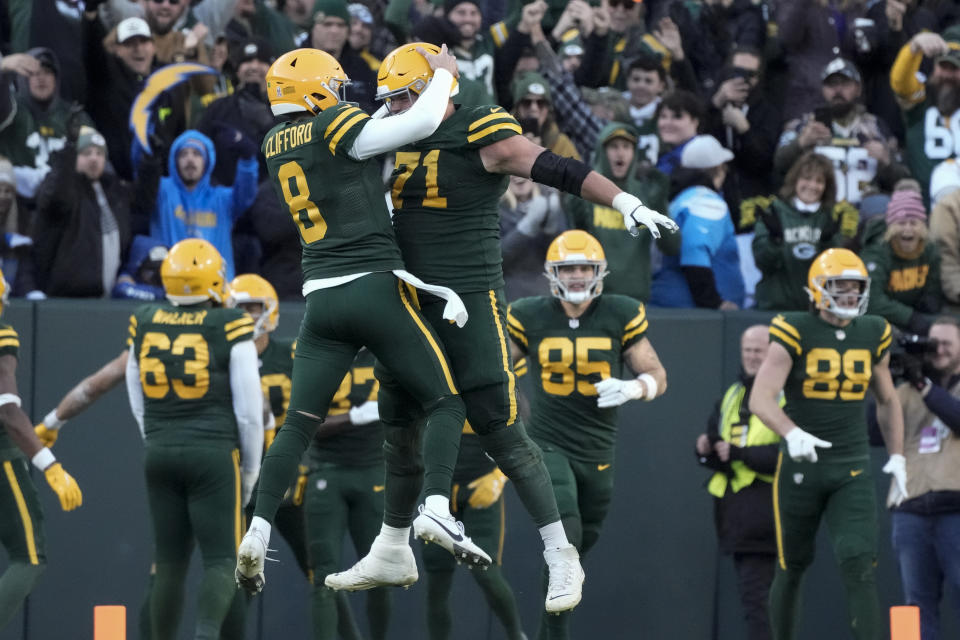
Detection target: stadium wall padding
<box><xmin>0</xmin><ymin>302</ymin><xmax>955</xmax><ymax>640</ymax></box>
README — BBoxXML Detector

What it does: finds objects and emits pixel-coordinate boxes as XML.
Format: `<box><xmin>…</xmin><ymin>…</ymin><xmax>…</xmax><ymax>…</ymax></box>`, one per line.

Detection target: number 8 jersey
<box><xmin>769</xmin><ymin>312</ymin><xmax>892</xmax><ymax>461</ymax></box>
<box><xmin>128</xmin><ymin>304</ymin><xmax>255</xmax><ymax>446</ymax></box>
<box><xmin>262</xmin><ymin>103</ymin><xmax>405</xmax><ymax>282</ymax></box>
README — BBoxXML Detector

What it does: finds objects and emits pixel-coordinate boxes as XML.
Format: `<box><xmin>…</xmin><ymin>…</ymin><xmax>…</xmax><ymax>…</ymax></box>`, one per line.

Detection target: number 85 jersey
<box><xmin>507</xmin><ymin>294</ymin><xmax>648</xmax><ymax>461</ymax></box>
<box><xmin>769</xmin><ymin>312</ymin><xmax>892</xmax><ymax>461</ymax></box>
<box><xmin>128</xmin><ymin>303</ymin><xmax>255</xmax><ymax>447</ymax></box>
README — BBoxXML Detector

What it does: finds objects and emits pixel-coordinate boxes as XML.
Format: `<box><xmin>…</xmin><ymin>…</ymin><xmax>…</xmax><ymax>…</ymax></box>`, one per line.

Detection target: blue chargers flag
<box><xmin>129</xmin><ymin>62</ymin><xmax>217</xmax><ymax>154</ymax></box>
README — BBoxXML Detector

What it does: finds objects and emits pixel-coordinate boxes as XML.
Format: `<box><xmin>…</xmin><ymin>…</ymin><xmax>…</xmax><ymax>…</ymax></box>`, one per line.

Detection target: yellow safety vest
<box><xmin>707</xmin><ymin>382</ymin><xmax>782</xmax><ymax>498</ymax></box>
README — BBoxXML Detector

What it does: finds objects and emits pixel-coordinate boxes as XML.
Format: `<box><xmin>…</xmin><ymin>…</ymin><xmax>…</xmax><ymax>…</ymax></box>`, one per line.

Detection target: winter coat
<box><xmin>143</xmin><ymin>130</ymin><xmax>258</xmax><ymax>280</ymax></box>
<box><xmin>566</xmin><ymin>122</ymin><xmax>680</xmax><ymax>302</ymax></box>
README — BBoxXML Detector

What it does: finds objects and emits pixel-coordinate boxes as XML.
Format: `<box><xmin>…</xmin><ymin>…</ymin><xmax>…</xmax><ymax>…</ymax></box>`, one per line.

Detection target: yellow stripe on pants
<box><xmin>4</xmin><ymin>460</ymin><xmax>39</xmax><ymax>565</ymax></box>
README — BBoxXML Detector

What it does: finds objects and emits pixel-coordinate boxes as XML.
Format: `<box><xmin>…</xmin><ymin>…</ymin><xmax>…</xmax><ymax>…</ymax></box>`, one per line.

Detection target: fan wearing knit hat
<box><xmin>860</xmin><ymin>188</ymin><xmax>942</xmax><ymax>334</ymax></box>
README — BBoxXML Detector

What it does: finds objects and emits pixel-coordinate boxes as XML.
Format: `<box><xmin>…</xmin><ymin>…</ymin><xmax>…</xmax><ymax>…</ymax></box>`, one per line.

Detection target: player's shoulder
<box><xmin>313</xmin><ymin>102</ymin><xmax>370</xmax><ymax>154</ymax></box>
<box><xmin>459</xmin><ymin>104</ymin><xmax>521</xmax><ymax>147</ymax></box>
<box><xmin>508</xmin><ymin>295</ymin><xmax>552</xmax><ymax>321</ymax></box>
<box><xmin>599</xmin><ymin>294</ymin><xmax>646</xmax><ymax>319</ymax></box>
<box><xmin>212</xmin><ymin>307</ymin><xmax>255</xmax><ymax>343</ymax></box>
<box><xmin>768</xmin><ymin>312</ymin><xmax>812</xmax><ymax>355</ymax></box>
<box><xmin>132</xmin><ymin>302</ymin><xmax>164</xmax><ymax>324</ymax></box>
<box><xmin>852</xmin><ymin>314</ymin><xmax>891</xmax><ymax>343</ymax></box>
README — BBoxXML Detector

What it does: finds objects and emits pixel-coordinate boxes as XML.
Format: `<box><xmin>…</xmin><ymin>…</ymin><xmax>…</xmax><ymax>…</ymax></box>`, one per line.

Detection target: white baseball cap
<box><xmin>680</xmin><ymin>135</ymin><xmax>734</xmax><ymax>170</ymax></box>
<box><xmin>117</xmin><ymin>17</ymin><xmax>152</xmax><ymax>44</ymax></box>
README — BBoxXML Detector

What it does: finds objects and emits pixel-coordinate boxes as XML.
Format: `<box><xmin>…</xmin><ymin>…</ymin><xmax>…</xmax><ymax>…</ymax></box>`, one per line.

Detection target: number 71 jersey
<box><xmin>128</xmin><ymin>303</ymin><xmax>255</xmax><ymax>445</ymax></box>
<box><xmin>768</xmin><ymin>312</ymin><xmax>891</xmax><ymax>461</ymax></box>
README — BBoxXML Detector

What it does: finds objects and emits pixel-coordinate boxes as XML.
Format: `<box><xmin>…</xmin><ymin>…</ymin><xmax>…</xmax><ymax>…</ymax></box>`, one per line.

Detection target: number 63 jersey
<box><xmin>769</xmin><ymin>312</ymin><xmax>892</xmax><ymax>461</ymax></box>
<box><xmin>127</xmin><ymin>303</ymin><xmax>255</xmax><ymax>446</ymax></box>
<box><xmin>507</xmin><ymin>294</ymin><xmax>648</xmax><ymax>462</ymax></box>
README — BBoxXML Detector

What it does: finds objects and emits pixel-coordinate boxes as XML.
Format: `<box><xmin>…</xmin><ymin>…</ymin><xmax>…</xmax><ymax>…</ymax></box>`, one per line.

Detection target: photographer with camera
<box><xmin>695</xmin><ymin>325</ymin><xmax>780</xmax><ymax>640</ymax></box>
<box><xmin>873</xmin><ymin>316</ymin><xmax>960</xmax><ymax>640</ymax></box>
<box><xmin>774</xmin><ymin>57</ymin><xmax>907</xmax><ymax>208</ymax></box>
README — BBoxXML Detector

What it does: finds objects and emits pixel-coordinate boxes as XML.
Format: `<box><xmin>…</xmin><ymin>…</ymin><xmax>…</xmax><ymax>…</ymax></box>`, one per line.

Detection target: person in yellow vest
<box><xmin>695</xmin><ymin>324</ymin><xmax>781</xmax><ymax>640</ymax></box>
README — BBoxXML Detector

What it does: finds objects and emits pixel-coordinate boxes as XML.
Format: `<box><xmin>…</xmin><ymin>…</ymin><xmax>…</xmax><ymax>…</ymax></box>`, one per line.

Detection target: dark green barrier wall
<box><xmin>0</xmin><ymin>302</ymin><xmax>951</xmax><ymax>640</ymax></box>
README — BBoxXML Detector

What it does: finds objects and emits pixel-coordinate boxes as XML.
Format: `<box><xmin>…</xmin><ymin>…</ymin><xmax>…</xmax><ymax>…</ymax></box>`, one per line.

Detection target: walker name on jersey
<box><xmin>151</xmin><ymin>309</ymin><xmax>209</xmax><ymax>326</ymax></box>
<box><xmin>264</xmin><ymin>122</ymin><xmax>315</xmax><ymax>159</ymax></box>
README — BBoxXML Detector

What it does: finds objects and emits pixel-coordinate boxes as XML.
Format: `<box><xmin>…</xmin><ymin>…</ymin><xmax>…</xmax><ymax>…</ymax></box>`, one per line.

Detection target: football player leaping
<box><xmin>239</xmin><ymin>45</ymin><xmax>481</xmax><ymax>597</ymax></box>
<box><xmin>359</xmin><ymin>44</ymin><xmax>676</xmax><ymax>614</ymax></box>
<box><xmin>506</xmin><ymin>230</ymin><xmax>667</xmax><ymax>638</ymax></box>
<box><xmin>749</xmin><ymin>248</ymin><xmax>907</xmax><ymax>640</ymax></box>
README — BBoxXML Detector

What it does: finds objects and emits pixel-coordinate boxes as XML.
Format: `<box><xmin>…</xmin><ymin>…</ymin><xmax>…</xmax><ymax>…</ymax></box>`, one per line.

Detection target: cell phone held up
<box><xmin>813</xmin><ymin>106</ymin><xmax>833</xmax><ymax>128</ymax></box>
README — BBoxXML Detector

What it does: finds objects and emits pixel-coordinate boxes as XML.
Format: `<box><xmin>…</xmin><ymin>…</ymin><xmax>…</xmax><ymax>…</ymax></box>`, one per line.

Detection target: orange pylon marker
<box><xmin>94</xmin><ymin>605</ymin><xmax>126</xmax><ymax>640</ymax></box>
<box><xmin>890</xmin><ymin>605</ymin><xmax>920</xmax><ymax>640</ymax></box>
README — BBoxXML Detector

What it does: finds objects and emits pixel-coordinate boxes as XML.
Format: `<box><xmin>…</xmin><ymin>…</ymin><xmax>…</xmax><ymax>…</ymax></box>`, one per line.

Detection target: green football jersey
<box><xmin>259</xmin><ymin>337</ymin><xmax>295</xmax><ymax>427</ymax></box>
<box><xmin>263</xmin><ymin>102</ymin><xmax>404</xmax><ymax>282</ymax></box>
<box><xmin>0</xmin><ymin>323</ymin><xmax>21</xmax><ymax>460</ymax></box>
<box><xmin>506</xmin><ymin>294</ymin><xmax>648</xmax><ymax>461</ymax></box>
<box><xmin>903</xmin><ymin>97</ymin><xmax>956</xmax><ymax>201</ymax></box>
<box><xmin>128</xmin><ymin>303</ymin><xmax>254</xmax><ymax>447</ymax></box>
<box><xmin>389</xmin><ymin>105</ymin><xmax>522</xmax><ymax>294</ymax></box>
<box><xmin>768</xmin><ymin>312</ymin><xmax>892</xmax><ymax>461</ymax></box>
<box><xmin>309</xmin><ymin>348</ymin><xmax>383</xmax><ymax>466</ymax></box>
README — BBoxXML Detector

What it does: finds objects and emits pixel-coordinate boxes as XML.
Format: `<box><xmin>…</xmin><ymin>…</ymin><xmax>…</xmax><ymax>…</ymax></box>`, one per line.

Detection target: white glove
<box><xmin>883</xmin><ymin>454</ymin><xmax>909</xmax><ymax>506</ymax></box>
<box><xmin>236</xmin><ymin>516</ymin><xmax>272</xmax><ymax>594</ymax></box>
<box><xmin>612</xmin><ymin>192</ymin><xmax>679</xmax><ymax>239</ymax></box>
<box><xmin>349</xmin><ymin>401</ymin><xmax>380</xmax><ymax>425</ymax></box>
<box><xmin>594</xmin><ymin>378</ymin><xmax>645</xmax><ymax>408</ymax></box>
<box><xmin>784</xmin><ymin>427</ymin><xmax>832</xmax><ymax>463</ymax></box>
<box><xmin>241</xmin><ymin>469</ymin><xmax>259</xmax><ymax>507</ymax></box>
<box><xmin>516</xmin><ymin>196</ymin><xmax>549</xmax><ymax>236</ymax></box>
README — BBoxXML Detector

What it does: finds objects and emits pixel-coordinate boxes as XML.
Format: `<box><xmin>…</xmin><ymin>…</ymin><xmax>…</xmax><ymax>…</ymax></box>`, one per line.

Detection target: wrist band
<box><xmin>31</xmin><ymin>447</ymin><xmax>56</xmax><ymax>471</ymax></box>
<box><xmin>0</xmin><ymin>393</ymin><xmax>21</xmax><ymax>409</ymax></box>
<box><xmin>44</xmin><ymin>408</ymin><xmax>65</xmax><ymax>430</ymax></box>
<box><xmin>637</xmin><ymin>373</ymin><xmax>658</xmax><ymax>401</ymax></box>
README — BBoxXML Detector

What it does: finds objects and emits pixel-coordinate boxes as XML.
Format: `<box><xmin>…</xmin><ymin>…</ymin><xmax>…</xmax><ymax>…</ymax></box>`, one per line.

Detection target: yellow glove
<box><xmin>35</xmin><ymin>424</ymin><xmax>58</xmax><ymax>448</ymax></box>
<box><xmin>264</xmin><ymin>427</ymin><xmax>276</xmax><ymax>450</ymax></box>
<box><xmin>467</xmin><ymin>468</ymin><xmax>508</xmax><ymax>509</ymax></box>
<box><xmin>44</xmin><ymin>463</ymin><xmax>82</xmax><ymax>511</ymax></box>
<box><xmin>292</xmin><ymin>464</ymin><xmax>309</xmax><ymax>506</ymax></box>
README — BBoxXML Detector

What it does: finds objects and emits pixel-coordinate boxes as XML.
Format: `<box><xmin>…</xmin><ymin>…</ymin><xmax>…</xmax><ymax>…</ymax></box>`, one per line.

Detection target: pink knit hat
<box><xmin>885</xmin><ymin>190</ymin><xmax>927</xmax><ymax>225</ymax></box>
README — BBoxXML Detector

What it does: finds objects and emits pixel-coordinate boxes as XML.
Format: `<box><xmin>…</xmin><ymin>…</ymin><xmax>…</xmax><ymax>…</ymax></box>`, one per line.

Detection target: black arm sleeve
<box><xmin>681</xmin><ymin>265</ymin><xmax>723</xmax><ymax>308</ymax></box>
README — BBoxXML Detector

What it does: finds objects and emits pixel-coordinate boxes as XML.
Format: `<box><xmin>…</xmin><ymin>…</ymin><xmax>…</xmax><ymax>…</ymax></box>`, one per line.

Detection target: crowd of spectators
<box><xmin>1</xmin><ymin>0</ymin><xmax>960</xmax><ymax>333</ymax></box>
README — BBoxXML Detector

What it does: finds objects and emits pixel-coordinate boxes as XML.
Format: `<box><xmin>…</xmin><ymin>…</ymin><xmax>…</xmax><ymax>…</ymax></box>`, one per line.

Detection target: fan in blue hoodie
<box><xmin>142</xmin><ymin>129</ymin><xmax>258</xmax><ymax>279</ymax></box>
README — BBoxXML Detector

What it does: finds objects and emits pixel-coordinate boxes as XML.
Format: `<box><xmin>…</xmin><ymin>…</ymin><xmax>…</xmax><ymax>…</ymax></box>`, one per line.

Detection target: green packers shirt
<box><xmin>768</xmin><ymin>312</ymin><xmax>892</xmax><ymax>461</ymax></box>
<box><xmin>0</xmin><ymin>323</ymin><xmax>21</xmax><ymax>460</ymax></box>
<box><xmin>389</xmin><ymin>105</ymin><xmax>521</xmax><ymax>294</ymax></box>
<box><xmin>310</xmin><ymin>348</ymin><xmax>383</xmax><ymax>467</ymax></box>
<box><xmin>259</xmin><ymin>337</ymin><xmax>295</xmax><ymax>427</ymax></box>
<box><xmin>128</xmin><ymin>304</ymin><xmax>254</xmax><ymax>447</ymax></box>
<box><xmin>263</xmin><ymin>102</ymin><xmax>404</xmax><ymax>282</ymax></box>
<box><xmin>507</xmin><ymin>295</ymin><xmax>648</xmax><ymax>461</ymax></box>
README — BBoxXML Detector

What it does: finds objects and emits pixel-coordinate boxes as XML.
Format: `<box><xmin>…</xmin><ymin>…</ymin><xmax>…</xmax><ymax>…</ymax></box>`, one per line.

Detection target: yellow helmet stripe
<box><xmin>769</xmin><ymin>327</ymin><xmax>801</xmax><ymax>356</ymax></box>
<box><xmin>468</xmin><ymin>111</ymin><xmax>511</xmax><ymax>131</ymax></box>
<box><xmin>467</xmin><ymin>122</ymin><xmax>522</xmax><ymax>143</ymax></box>
<box><xmin>771</xmin><ymin>315</ymin><xmax>801</xmax><ymax>339</ymax></box>
<box><xmin>328</xmin><ymin>113</ymin><xmax>368</xmax><ymax>153</ymax></box>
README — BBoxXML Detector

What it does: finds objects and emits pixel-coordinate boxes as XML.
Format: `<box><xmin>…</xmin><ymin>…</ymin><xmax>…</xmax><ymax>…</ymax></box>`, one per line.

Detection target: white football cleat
<box><xmin>413</xmin><ymin>504</ymin><xmax>492</xmax><ymax>567</ymax></box>
<box><xmin>324</xmin><ymin>537</ymin><xmax>418</xmax><ymax>591</ymax></box>
<box><xmin>236</xmin><ymin>529</ymin><xmax>268</xmax><ymax>594</ymax></box>
<box><xmin>544</xmin><ymin>545</ymin><xmax>584</xmax><ymax>613</ymax></box>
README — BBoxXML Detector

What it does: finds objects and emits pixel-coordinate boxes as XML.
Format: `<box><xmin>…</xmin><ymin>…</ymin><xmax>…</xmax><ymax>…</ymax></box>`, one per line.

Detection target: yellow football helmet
<box><xmin>227</xmin><ymin>274</ymin><xmax>279</xmax><ymax>337</ymax></box>
<box><xmin>806</xmin><ymin>248</ymin><xmax>870</xmax><ymax>319</ymax></box>
<box><xmin>544</xmin><ymin>230</ymin><xmax>608</xmax><ymax>303</ymax></box>
<box><xmin>376</xmin><ymin>42</ymin><xmax>459</xmax><ymax>113</ymax></box>
<box><xmin>266</xmin><ymin>48</ymin><xmax>350</xmax><ymax>116</ymax></box>
<box><xmin>161</xmin><ymin>239</ymin><xmax>227</xmax><ymax>306</ymax></box>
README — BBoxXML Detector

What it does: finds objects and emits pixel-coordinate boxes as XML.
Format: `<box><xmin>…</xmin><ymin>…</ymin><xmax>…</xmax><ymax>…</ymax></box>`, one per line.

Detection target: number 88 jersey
<box><xmin>128</xmin><ymin>303</ymin><xmax>255</xmax><ymax>446</ymax></box>
<box><xmin>769</xmin><ymin>312</ymin><xmax>892</xmax><ymax>461</ymax></box>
